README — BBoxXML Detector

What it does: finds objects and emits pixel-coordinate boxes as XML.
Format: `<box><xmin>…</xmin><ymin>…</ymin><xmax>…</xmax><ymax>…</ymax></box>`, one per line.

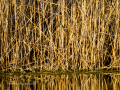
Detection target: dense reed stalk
<box><xmin>0</xmin><ymin>0</ymin><xmax>120</xmax><ymax>73</ymax></box>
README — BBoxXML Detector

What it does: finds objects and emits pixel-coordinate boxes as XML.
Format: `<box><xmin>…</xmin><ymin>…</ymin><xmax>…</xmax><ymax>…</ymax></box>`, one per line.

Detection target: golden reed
<box><xmin>0</xmin><ymin>0</ymin><xmax>120</xmax><ymax>73</ymax></box>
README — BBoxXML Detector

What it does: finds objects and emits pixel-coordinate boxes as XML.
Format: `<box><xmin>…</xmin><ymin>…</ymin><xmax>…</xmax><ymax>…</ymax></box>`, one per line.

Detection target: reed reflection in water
<box><xmin>0</xmin><ymin>73</ymin><xmax>120</xmax><ymax>90</ymax></box>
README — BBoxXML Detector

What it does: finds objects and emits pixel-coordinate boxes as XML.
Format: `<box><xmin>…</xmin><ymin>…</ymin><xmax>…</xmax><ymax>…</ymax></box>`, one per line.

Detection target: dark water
<box><xmin>0</xmin><ymin>72</ymin><xmax>120</xmax><ymax>90</ymax></box>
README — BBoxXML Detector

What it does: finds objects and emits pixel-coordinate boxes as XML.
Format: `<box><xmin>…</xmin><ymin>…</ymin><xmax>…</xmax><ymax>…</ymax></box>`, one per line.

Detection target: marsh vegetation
<box><xmin>0</xmin><ymin>0</ymin><xmax>120</xmax><ymax>73</ymax></box>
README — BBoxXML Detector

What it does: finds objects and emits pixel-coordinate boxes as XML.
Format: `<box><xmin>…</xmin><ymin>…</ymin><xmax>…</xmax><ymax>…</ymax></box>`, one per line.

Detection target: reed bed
<box><xmin>0</xmin><ymin>73</ymin><xmax>120</xmax><ymax>90</ymax></box>
<box><xmin>0</xmin><ymin>0</ymin><xmax>120</xmax><ymax>72</ymax></box>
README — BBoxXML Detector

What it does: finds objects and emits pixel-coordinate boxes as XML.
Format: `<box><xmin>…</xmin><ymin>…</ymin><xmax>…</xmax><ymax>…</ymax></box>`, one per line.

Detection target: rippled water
<box><xmin>0</xmin><ymin>72</ymin><xmax>120</xmax><ymax>90</ymax></box>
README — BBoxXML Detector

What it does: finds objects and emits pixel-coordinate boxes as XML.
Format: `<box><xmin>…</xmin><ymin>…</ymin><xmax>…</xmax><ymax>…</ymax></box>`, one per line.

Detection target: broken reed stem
<box><xmin>0</xmin><ymin>0</ymin><xmax>120</xmax><ymax>73</ymax></box>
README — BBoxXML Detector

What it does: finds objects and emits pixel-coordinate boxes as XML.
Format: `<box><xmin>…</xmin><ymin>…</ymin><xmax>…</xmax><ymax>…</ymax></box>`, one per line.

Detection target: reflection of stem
<box><xmin>111</xmin><ymin>75</ymin><xmax>120</xmax><ymax>81</ymax></box>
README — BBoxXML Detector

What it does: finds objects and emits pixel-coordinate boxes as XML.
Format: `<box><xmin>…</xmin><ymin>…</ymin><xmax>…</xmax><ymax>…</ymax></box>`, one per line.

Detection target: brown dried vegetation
<box><xmin>0</xmin><ymin>0</ymin><xmax>120</xmax><ymax>73</ymax></box>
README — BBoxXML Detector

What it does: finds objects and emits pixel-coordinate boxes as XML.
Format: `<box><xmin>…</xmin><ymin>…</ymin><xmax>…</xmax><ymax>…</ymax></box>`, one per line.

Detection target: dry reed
<box><xmin>0</xmin><ymin>0</ymin><xmax>120</xmax><ymax>73</ymax></box>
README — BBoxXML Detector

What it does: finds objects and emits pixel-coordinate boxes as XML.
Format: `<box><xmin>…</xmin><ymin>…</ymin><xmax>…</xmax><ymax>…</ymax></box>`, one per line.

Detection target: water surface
<box><xmin>0</xmin><ymin>71</ymin><xmax>120</xmax><ymax>90</ymax></box>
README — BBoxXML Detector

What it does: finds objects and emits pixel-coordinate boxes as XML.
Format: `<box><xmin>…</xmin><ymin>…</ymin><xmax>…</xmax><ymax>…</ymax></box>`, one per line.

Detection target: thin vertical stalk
<box><xmin>71</xmin><ymin>0</ymin><xmax>74</xmax><ymax>70</ymax></box>
<box><xmin>61</xmin><ymin>0</ymin><xmax>65</xmax><ymax>70</ymax></box>
<box><xmin>101</xmin><ymin>0</ymin><xmax>105</xmax><ymax>67</ymax></box>
<box><xmin>50</xmin><ymin>0</ymin><xmax>53</xmax><ymax>70</ymax></box>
